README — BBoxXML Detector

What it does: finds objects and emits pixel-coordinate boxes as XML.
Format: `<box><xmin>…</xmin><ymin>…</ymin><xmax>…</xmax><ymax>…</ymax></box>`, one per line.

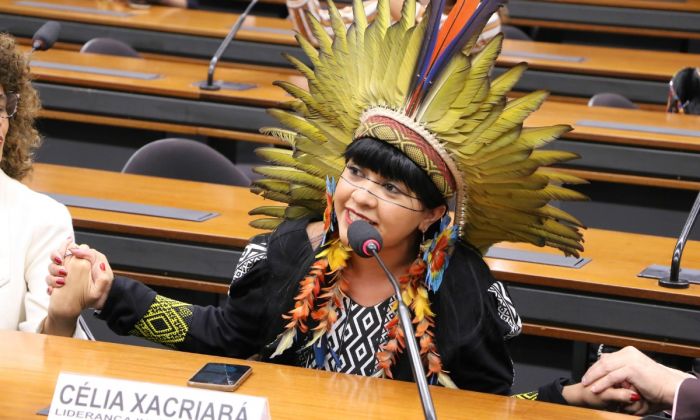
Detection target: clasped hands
<box><xmin>46</xmin><ymin>238</ymin><xmax>114</xmax><ymax>322</ymax></box>
<box><xmin>566</xmin><ymin>346</ymin><xmax>695</xmax><ymax>415</ymax></box>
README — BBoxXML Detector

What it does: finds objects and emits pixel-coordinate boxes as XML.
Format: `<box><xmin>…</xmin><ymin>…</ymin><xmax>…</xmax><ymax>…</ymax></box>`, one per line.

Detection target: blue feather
<box><xmin>406</xmin><ymin>0</ymin><xmax>447</xmax><ymax>107</ymax></box>
<box><xmin>424</xmin><ymin>0</ymin><xmax>504</xmax><ymax>88</ymax></box>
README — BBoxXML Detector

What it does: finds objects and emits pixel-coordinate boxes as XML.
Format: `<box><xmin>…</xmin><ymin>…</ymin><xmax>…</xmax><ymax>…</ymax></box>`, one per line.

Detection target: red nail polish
<box><xmin>100</xmin><ymin>263</ymin><xmax>106</xmax><ymax>271</ymax></box>
<box><xmin>54</xmin><ymin>257</ymin><xmax>62</xmax><ymax>264</ymax></box>
<box><xmin>56</xmin><ymin>279</ymin><xmax>65</xmax><ymax>286</ymax></box>
<box><xmin>58</xmin><ymin>269</ymin><xmax>67</xmax><ymax>276</ymax></box>
<box><xmin>630</xmin><ymin>393</ymin><xmax>640</xmax><ymax>402</ymax></box>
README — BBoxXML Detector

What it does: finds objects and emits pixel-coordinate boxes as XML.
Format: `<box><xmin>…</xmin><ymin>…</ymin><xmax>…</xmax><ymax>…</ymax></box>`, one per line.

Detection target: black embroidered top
<box><xmin>98</xmin><ymin>218</ymin><xmax>521</xmax><ymax>395</ymax></box>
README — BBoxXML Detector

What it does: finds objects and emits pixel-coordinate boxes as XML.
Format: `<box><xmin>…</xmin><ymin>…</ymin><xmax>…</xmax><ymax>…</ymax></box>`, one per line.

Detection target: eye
<box><xmin>383</xmin><ymin>182</ymin><xmax>401</xmax><ymax>194</ymax></box>
<box><xmin>346</xmin><ymin>165</ymin><xmax>362</xmax><ymax>177</ymax></box>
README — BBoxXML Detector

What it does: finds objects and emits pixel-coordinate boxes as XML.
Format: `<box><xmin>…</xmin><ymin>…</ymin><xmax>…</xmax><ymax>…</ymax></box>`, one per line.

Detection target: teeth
<box><xmin>348</xmin><ymin>210</ymin><xmax>375</xmax><ymax>225</ymax></box>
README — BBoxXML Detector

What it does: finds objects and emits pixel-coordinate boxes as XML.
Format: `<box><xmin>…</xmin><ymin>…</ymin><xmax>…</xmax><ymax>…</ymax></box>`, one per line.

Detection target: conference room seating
<box><xmin>80</xmin><ymin>37</ymin><xmax>141</xmax><ymax>58</ymax></box>
<box><xmin>122</xmin><ymin>138</ymin><xmax>251</xmax><ymax>186</ymax></box>
<box><xmin>7</xmin><ymin>0</ymin><xmax>699</xmax><ymax>111</ymax></box>
<box><xmin>587</xmin><ymin>92</ymin><xmax>639</xmax><ymax>109</ymax></box>
<box><xmin>503</xmin><ymin>0</ymin><xmax>700</xmax><ymax>50</ymax></box>
<box><xmin>502</xmin><ymin>24</ymin><xmax>533</xmax><ymax>41</ymax></box>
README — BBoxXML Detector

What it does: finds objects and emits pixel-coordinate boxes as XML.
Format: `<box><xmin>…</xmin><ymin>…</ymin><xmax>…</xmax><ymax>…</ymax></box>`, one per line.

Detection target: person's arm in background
<box><xmin>582</xmin><ymin>346</ymin><xmax>696</xmax><ymax>416</ymax></box>
<box><xmin>674</xmin><ymin>377</ymin><xmax>700</xmax><ymax>420</ymax></box>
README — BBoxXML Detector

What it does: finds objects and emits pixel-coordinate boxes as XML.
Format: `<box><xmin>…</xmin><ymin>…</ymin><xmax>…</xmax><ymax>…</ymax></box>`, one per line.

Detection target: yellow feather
<box><xmin>252</xmin><ymin>166</ymin><xmax>325</xmax><ymax>189</ymax></box>
<box><xmin>270</xmin><ymin>329</ymin><xmax>296</xmax><ymax>358</ymax></box>
<box><xmin>418</xmin><ymin>54</ymin><xmax>470</xmax><ymax>123</ymax></box>
<box><xmin>290</xmin><ymin>185</ymin><xmax>324</xmax><ymax>201</ymax></box>
<box><xmin>251</xmin><ymin>179</ymin><xmax>290</xmax><ymax>194</ymax></box>
<box><xmin>254</xmin><ymin>147</ymin><xmax>325</xmax><ymax>177</ymax></box>
<box><xmin>259</xmin><ymin>127</ymin><xmax>297</xmax><ymax>147</ymax></box>
<box><xmin>249</xmin><ymin>217</ymin><xmax>284</xmax><ymax>230</ymax></box>
<box><xmin>412</xmin><ymin>287</ymin><xmax>435</xmax><ymax>320</ymax></box>
<box><xmin>248</xmin><ymin>206</ymin><xmax>286</xmax><ymax>218</ymax></box>
<box><xmin>250</xmin><ymin>188</ymin><xmax>292</xmax><ymax>204</ymax></box>
<box><xmin>285</xmin><ymin>206</ymin><xmax>316</xmax><ymax>219</ymax></box>
<box><xmin>438</xmin><ymin>372</ymin><xmax>458</xmax><ymax>389</ymax></box>
<box><xmin>268</xmin><ymin>109</ymin><xmax>327</xmax><ymax>144</ymax></box>
<box><xmin>537</xmin><ymin>168</ymin><xmax>588</xmax><ymax>185</ymax></box>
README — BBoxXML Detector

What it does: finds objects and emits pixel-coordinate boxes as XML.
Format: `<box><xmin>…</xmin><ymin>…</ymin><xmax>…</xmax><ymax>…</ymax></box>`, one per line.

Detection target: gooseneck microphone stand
<box><xmin>199</xmin><ymin>0</ymin><xmax>260</xmax><ymax>91</ymax></box>
<box><xmin>366</xmin><ymin>243</ymin><xmax>438</xmax><ymax>420</ymax></box>
<box><xmin>659</xmin><ymin>191</ymin><xmax>700</xmax><ymax>288</ymax></box>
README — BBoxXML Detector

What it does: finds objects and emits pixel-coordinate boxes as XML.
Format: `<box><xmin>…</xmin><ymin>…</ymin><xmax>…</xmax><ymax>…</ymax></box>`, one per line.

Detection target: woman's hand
<box><xmin>562</xmin><ymin>382</ymin><xmax>648</xmax><ymax>415</ymax></box>
<box><xmin>582</xmin><ymin>346</ymin><xmax>694</xmax><ymax>413</ymax></box>
<box><xmin>46</xmin><ymin>239</ymin><xmax>114</xmax><ymax>313</ymax></box>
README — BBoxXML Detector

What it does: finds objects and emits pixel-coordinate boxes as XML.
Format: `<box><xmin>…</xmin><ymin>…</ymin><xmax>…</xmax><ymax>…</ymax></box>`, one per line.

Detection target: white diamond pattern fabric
<box><xmin>303</xmin><ymin>294</ymin><xmax>396</xmax><ymax>376</ymax></box>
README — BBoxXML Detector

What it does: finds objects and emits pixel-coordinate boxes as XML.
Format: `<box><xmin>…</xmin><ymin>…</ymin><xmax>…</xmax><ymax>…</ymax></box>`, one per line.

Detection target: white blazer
<box><xmin>0</xmin><ymin>168</ymin><xmax>85</xmax><ymax>337</ymax></box>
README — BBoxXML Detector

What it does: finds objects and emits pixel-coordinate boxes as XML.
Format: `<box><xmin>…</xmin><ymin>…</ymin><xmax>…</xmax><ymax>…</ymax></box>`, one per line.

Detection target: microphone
<box><xmin>348</xmin><ymin>221</ymin><xmax>438</xmax><ymax>420</ymax></box>
<box><xmin>348</xmin><ymin>220</ymin><xmax>383</xmax><ymax>258</ymax></box>
<box><xmin>198</xmin><ymin>0</ymin><xmax>260</xmax><ymax>91</ymax></box>
<box><xmin>31</xmin><ymin>21</ymin><xmax>61</xmax><ymax>52</ymax></box>
<box><xmin>659</xmin><ymin>191</ymin><xmax>700</xmax><ymax>288</ymax></box>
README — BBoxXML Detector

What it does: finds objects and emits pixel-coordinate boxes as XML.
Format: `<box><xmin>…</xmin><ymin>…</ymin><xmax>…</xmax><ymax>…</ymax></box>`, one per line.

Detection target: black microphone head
<box><xmin>347</xmin><ymin>220</ymin><xmax>383</xmax><ymax>258</ymax></box>
<box><xmin>32</xmin><ymin>21</ymin><xmax>61</xmax><ymax>52</ymax></box>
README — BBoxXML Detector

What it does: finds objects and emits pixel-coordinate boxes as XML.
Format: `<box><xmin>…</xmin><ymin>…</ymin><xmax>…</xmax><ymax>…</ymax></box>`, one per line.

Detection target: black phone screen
<box><xmin>189</xmin><ymin>363</ymin><xmax>251</xmax><ymax>385</ymax></box>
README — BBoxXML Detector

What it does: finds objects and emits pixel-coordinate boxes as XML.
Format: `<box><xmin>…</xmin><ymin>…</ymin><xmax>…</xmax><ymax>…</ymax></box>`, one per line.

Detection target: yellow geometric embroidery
<box><xmin>130</xmin><ymin>295</ymin><xmax>194</xmax><ymax>348</ymax></box>
<box><xmin>512</xmin><ymin>391</ymin><xmax>539</xmax><ymax>400</ymax></box>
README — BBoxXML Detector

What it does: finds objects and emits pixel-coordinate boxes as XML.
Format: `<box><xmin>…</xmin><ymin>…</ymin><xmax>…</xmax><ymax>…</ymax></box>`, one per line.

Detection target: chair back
<box><xmin>80</xmin><ymin>38</ymin><xmax>141</xmax><ymax>58</ymax></box>
<box><xmin>502</xmin><ymin>25</ymin><xmax>532</xmax><ymax>41</ymax></box>
<box><xmin>588</xmin><ymin>93</ymin><xmax>638</xmax><ymax>109</ymax></box>
<box><xmin>122</xmin><ymin>138</ymin><xmax>251</xmax><ymax>186</ymax></box>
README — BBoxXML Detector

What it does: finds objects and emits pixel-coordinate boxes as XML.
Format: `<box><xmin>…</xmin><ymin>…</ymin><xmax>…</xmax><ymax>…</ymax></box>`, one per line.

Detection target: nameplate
<box><xmin>30</xmin><ymin>61</ymin><xmax>161</xmax><ymax>81</ymax></box>
<box><xmin>501</xmin><ymin>50</ymin><xmax>585</xmax><ymax>63</ymax></box>
<box><xmin>486</xmin><ymin>247</ymin><xmax>590</xmax><ymax>268</ymax></box>
<box><xmin>576</xmin><ymin>120</ymin><xmax>700</xmax><ymax>138</ymax></box>
<box><xmin>16</xmin><ymin>1</ymin><xmax>135</xmax><ymax>17</ymax></box>
<box><xmin>638</xmin><ymin>264</ymin><xmax>700</xmax><ymax>284</ymax></box>
<box><xmin>48</xmin><ymin>372</ymin><xmax>270</xmax><ymax>420</ymax></box>
<box><xmin>48</xmin><ymin>193</ymin><xmax>219</xmax><ymax>222</ymax></box>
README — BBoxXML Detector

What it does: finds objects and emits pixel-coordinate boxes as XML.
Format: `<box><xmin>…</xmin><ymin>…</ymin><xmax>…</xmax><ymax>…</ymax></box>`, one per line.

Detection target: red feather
<box><xmin>425</xmin><ymin>0</ymin><xmax>479</xmax><ymax>82</ymax></box>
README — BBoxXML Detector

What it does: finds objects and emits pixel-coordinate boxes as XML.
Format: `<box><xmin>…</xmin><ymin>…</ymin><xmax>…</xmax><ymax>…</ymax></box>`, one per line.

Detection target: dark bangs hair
<box><xmin>344</xmin><ymin>137</ymin><xmax>446</xmax><ymax>210</ymax></box>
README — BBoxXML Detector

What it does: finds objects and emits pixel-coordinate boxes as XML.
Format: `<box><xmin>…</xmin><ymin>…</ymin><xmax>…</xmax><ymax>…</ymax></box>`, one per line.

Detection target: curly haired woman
<box><xmin>0</xmin><ymin>33</ymin><xmax>84</xmax><ymax>337</ymax></box>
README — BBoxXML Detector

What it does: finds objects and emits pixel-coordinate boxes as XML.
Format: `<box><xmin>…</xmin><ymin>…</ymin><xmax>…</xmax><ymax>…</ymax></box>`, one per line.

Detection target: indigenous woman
<box><xmin>0</xmin><ymin>33</ymin><xmax>86</xmax><ymax>337</ymax></box>
<box><xmin>48</xmin><ymin>0</ymin><xmax>586</xmax><ymax>394</ymax></box>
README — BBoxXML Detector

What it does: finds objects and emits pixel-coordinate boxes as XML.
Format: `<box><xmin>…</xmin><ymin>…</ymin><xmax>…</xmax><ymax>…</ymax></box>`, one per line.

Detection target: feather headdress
<box><xmin>251</xmin><ymin>0</ymin><xmax>586</xmax><ymax>257</ymax></box>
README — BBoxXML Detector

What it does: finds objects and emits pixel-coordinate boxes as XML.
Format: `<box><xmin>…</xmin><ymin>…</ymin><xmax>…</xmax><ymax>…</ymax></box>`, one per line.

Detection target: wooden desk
<box><xmin>4</xmin><ymin>0</ymin><xmax>697</xmax><ymax>104</ymax></box>
<box><xmin>490</xmin><ymin>231</ymin><xmax>700</xmax><ymax>357</ymax></box>
<box><xmin>525</xmin><ymin>0</ymin><xmax>700</xmax><ymax>13</ymax></box>
<box><xmin>506</xmin><ymin>0</ymin><xmax>700</xmax><ymax>39</ymax></box>
<box><xmin>528</xmin><ymin>101</ymin><xmax>700</xmax><ymax>189</ymax></box>
<box><xmin>497</xmin><ymin>39</ymin><xmax>699</xmax><ymax>107</ymax></box>
<box><xmin>0</xmin><ymin>331</ymin><xmax>632</xmax><ymax>419</ymax></box>
<box><xmin>26</xmin><ymin>163</ymin><xmax>266</xmax><ymax>291</ymax></box>
<box><xmin>2</xmin><ymin>0</ymin><xmax>297</xmax><ymax>44</ymax></box>
<box><xmin>28</xmin><ymin>47</ymin><xmax>292</xmax><ymax>152</ymax></box>
<box><xmin>25</xmin><ymin>47</ymin><xmax>700</xmax><ymax>186</ymax></box>
<box><xmin>0</xmin><ymin>0</ymin><xmax>300</xmax><ymax>67</ymax></box>
<box><xmin>24</xmin><ymin>163</ymin><xmax>700</xmax><ymax>357</ymax></box>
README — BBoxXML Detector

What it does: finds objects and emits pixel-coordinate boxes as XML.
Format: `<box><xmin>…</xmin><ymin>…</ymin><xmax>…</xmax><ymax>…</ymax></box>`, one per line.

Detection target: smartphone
<box><xmin>187</xmin><ymin>363</ymin><xmax>252</xmax><ymax>392</ymax></box>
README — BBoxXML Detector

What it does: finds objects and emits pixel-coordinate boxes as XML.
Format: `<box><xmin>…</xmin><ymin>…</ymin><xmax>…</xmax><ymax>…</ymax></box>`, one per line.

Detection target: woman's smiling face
<box><xmin>334</xmin><ymin>161</ymin><xmax>445</xmax><ymax>253</ymax></box>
